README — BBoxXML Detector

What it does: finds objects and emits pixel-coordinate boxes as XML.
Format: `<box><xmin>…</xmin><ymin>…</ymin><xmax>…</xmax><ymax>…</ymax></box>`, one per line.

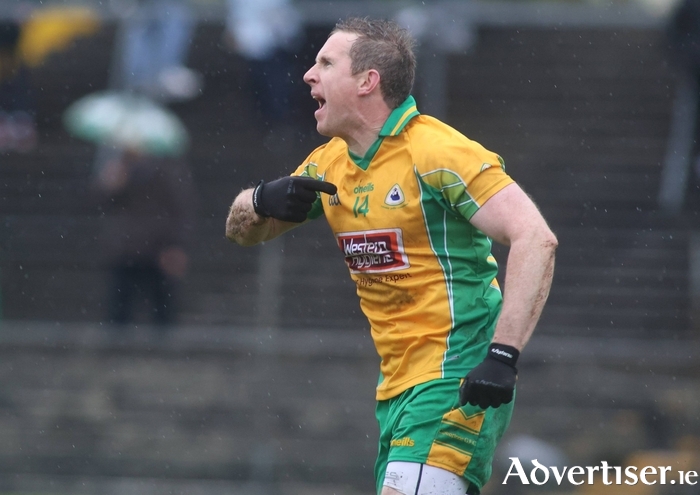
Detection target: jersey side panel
<box><xmin>409</xmin><ymin>117</ymin><xmax>510</xmax><ymax>374</ymax></box>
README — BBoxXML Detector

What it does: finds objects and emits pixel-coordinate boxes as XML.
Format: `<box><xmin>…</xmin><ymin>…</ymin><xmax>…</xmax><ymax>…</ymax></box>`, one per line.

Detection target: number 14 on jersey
<box><xmin>353</xmin><ymin>195</ymin><xmax>370</xmax><ymax>217</ymax></box>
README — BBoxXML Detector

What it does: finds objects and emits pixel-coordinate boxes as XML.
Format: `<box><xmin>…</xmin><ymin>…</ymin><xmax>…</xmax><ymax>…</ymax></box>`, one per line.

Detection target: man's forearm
<box><xmin>225</xmin><ymin>189</ymin><xmax>273</xmax><ymax>246</ymax></box>
<box><xmin>492</xmin><ymin>232</ymin><xmax>557</xmax><ymax>350</ymax></box>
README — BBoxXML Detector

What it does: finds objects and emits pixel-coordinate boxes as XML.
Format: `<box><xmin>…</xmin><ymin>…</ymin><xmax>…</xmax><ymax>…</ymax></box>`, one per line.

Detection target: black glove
<box><xmin>459</xmin><ymin>343</ymin><xmax>519</xmax><ymax>409</ymax></box>
<box><xmin>252</xmin><ymin>176</ymin><xmax>337</xmax><ymax>223</ymax></box>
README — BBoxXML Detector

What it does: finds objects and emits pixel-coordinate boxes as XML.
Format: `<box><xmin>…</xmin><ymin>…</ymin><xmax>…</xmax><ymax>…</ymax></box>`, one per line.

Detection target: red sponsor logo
<box><xmin>336</xmin><ymin>228</ymin><xmax>409</xmax><ymax>274</ymax></box>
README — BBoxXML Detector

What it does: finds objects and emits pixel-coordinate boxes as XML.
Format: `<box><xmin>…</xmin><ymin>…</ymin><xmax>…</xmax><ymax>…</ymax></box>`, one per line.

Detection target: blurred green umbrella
<box><xmin>63</xmin><ymin>91</ymin><xmax>189</xmax><ymax>156</ymax></box>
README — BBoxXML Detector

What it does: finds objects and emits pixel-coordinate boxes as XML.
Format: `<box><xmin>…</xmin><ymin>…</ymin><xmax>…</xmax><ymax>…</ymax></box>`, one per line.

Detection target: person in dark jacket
<box><xmin>93</xmin><ymin>147</ymin><xmax>197</xmax><ymax>328</ymax></box>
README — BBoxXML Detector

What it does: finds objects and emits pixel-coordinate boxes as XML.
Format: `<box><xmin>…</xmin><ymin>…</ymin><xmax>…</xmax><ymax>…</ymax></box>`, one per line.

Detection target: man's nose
<box><xmin>303</xmin><ymin>67</ymin><xmax>316</xmax><ymax>85</ymax></box>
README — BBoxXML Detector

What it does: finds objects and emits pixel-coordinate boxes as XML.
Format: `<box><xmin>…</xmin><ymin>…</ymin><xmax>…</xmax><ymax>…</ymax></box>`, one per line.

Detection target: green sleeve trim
<box><xmin>298</xmin><ymin>163</ymin><xmax>325</xmax><ymax>219</ymax></box>
<box><xmin>419</xmin><ymin>168</ymin><xmax>480</xmax><ymax>219</ymax></box>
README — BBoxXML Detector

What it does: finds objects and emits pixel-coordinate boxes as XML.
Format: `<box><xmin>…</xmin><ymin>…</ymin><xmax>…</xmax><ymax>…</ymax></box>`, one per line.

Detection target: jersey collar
<box><xmin>348</xmin><ymin>95</ymin><xmax>419</xmax><ymax>171</ymax></box>
<box><xmin>379</xmin><ymin>95</ymin><xmax>420</xmax><ymax>137</ymax></box>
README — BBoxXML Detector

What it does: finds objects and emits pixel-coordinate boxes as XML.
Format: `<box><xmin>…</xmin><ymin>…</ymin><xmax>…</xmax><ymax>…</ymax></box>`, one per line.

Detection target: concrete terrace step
<box><xmin>553</xmin><ymin>275</ymin><xmax>687</xmax><ymax>304</ymax></box>
<box><xmin>539</xmin><ymin>304</ymin><xmax>688</xmax><ymax>335</ymax></box>
<box><xmin>456</xmin><ymin>96</ymin><xmax>673</xmax><ymax>117</ymax></box>
<box><xmin>0</xmin><ymin>321</ymin><xmax>696</xmax><ymax>487</ymax></box>
<box><xmin>552</xmin><ymin>245</ymin><xmax>687</xmax><ymax>271</ymax></box>
<box><xmin>548</xmin><ymin>284</ymin><xmax>686</xmax><ymax>305</ymax></box>
<box><xmin>464</xmin><ymin>27</ymin><xmax>669</xmax><ymax>61</ymax></box>
<box><xmin>459</xmin><ymin>131</ymin><xmax>668</xmax><ymax>153</ymax></box>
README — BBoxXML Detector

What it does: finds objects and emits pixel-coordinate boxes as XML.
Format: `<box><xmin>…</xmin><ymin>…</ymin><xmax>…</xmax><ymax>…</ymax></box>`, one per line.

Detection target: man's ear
<box><xmin>357</xmin><ymin>69</ymin><xmax>381</xmax><ymax>96</ymax></box>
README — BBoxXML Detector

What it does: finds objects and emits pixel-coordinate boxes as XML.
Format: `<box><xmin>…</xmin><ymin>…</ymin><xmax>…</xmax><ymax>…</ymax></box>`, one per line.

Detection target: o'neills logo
<box><xmin>353</xmin><ymin>183</ymin><xmax>374</xmax><ymax>194</ymax></box>
<box><xmin>390</xmin><ymin>437</ymin><xmax>415</xmax><ymax>447</ymax></box>
<box><xmin>336</xmin><ymin>228</ymin><xmax>409</xmax><ymax>274</ymax></box>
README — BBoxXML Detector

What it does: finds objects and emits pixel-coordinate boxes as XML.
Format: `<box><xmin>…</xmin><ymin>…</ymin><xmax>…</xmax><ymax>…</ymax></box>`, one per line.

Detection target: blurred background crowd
<box><xmin>0</xmin><ymin>0</ymin><xmax>699</xmax><ymax>494</ymax></box>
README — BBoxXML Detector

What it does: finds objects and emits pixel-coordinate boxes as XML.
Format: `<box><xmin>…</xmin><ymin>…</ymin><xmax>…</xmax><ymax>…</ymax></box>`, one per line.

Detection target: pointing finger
<box><xmin>299</xmin><ymin>178</ymin><xmax>338</xmax><ymax>196</ymax></box>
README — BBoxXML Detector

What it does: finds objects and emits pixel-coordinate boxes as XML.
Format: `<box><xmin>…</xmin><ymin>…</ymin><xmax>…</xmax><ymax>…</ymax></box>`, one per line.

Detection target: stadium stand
<box><xmin>2</xmin><ymin>21</ymin><xmax>690</xmax><ymax>337</ymax></box>
<box><xmin>0</xmin><ymin>7</ymin><xmax>698</xmax><ymax>495</ymax></box>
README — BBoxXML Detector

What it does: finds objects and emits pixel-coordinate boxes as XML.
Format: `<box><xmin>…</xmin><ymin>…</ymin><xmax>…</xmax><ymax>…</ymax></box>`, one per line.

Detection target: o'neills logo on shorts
<box><xmin>336</xmin><ymin>228</ymin><xmax>410</xmax><ymax>274</ymax></box>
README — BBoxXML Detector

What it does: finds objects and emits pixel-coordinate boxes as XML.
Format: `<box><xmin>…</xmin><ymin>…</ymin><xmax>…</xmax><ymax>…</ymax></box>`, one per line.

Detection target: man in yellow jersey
<box><xmin>226</xmin><ymin>17</ymin><xmax>557</xmax><ymax>495</ymax></box>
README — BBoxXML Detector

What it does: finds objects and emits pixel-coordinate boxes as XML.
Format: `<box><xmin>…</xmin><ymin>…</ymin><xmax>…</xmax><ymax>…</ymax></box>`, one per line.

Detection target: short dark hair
<box><xmin>332</xmin><ymin>17</ymin><xmax>416</xmax><ymax>109</ymax></box>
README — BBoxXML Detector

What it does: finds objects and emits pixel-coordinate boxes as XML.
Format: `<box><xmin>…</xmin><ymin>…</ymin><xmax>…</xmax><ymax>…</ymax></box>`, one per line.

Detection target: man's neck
<box><xmin>345</xmin><ymin>129</ymin><xmax>381</xmax><ymax>157</ymax></box>
<box><xmin>344</xmin><ymin>105</ymin><xmax>391</xmax><ymax>156</ymax></box>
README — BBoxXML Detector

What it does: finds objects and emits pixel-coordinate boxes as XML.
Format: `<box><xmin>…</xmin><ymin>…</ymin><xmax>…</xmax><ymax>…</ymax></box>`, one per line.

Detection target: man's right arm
<box><xmin>225</xmin><ymin>188</ymin><xmax>299</xmax><ymax>246</ymax></box>
<box><xmin>225</xmin><ymin>177</ymin><xmax>337</xmax><ymax>246</ymax></box>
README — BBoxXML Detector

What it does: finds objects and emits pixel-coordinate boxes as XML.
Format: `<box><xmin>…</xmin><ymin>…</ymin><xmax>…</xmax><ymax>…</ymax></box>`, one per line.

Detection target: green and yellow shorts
<box><xmin>374</xmin><ymin>377</ymin><xmax>514</xmax><ymax>495</ymax></box>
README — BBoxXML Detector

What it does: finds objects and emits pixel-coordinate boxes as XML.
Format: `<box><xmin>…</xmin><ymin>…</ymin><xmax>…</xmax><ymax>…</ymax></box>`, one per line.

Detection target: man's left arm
<box><xmin>471</xmin><ymin>182</ymin><xmax>558</xmax><ymax>349</ymax></box>
<box><xmin>459</xmin><ymin>182</ymin><xmax>558</xmax><ymax>408</ymax></box>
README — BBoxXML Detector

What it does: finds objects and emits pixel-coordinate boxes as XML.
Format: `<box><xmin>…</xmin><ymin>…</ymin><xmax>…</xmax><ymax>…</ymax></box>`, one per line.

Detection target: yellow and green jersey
<box><xmin>293</xmin><ymin>96</ymin><xmax>514</xmax><ymax>401</ymax></box>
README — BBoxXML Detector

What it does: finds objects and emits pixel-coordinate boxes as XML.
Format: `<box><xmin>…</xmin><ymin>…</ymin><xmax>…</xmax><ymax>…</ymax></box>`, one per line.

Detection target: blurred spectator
<box><xmin>394</xmin><ymin>1</ymin><xmax>475</xmax><ymax>54</ymax></box>
<box><xmin>394</xmin><ymin>1</ymin><xmax>475</xmax><ymax>120</ymax></box>
<box><xmin>119</xmin><ymin>0</ymin><xmax>203</xmax><ymax>101</ymax></box>
<box><xmin>92</xmin><ymin>148</ymin><xmax>197</xmax><ymax>330</ymax></box>
<box><xmin>667</xmin><ymin>0</ymin><xmax>700</xmax><ymax>74</ymax></box>
<box><xmin>17</xmin><ymin>6</ymin><xmax>101</xmax><ymax>68</ymax></box>
<box><xmin>224</xmin><ymin>0</ymin><xmax>303</xmax><ymax>135</ymax></box>
<box><xmin>666</xmin><ymin>0</ymin><xmax>700</xmax><ymax>204</ymax></box>
<box><xmin>0</xmin><ymin>19</ymin><xmax>37</xmax><ymax>153</ymax></box>
<box><xmin>2</xmin><ymin>5</ymin><xmax>102</xmax><ymax>153</ymax></box>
